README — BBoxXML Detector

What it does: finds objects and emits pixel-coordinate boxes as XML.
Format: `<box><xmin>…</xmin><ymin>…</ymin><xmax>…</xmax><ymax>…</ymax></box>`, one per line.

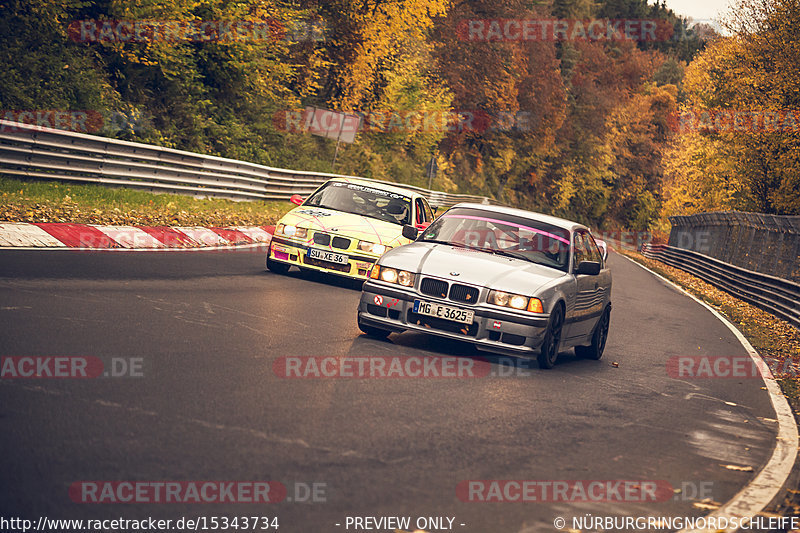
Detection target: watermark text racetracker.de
<box><xmin>273</xmin><ymin>108</ymin><xmax>534</xmax><ymax>135</ymax></box>
<box><xmin>273</xmin><ymin>355</ymin><xmax>545</xmax><ymax>379</ymax></box>
<box><xmin>666</xmin><ymin>355</ymin><xmax>800</xmax><ymax>379</ymax></box>
<box><xmin>69</xmin><ymin>480</ymin><xmax>326</xmax><ymax>504</ymax></box>
<box><xmin>670</xmin><ymin>108</ymin><xmax>800</xmax><ymax>134</ymax></box>
<box><xmin>456</xmin><ymin>18</ymin><xmax>673</xmax><ymax>42</ymax></box>
<box><xmin>1</xmin><ymin>109</ymin><xmax>151</xmax><ymax>135</ymax></box>
<box><xmin>458</xmin><ymin>480</ymin><xmax>674</xmax><ymax>502</ymax></box>
<box><xmin>68</xmin><ymin>19</ymin><xmax>325</xmax><ymax>44</ymax></box>
<box><xmin>459</xmin><ymin>480</ymin><xmax>715</xmax><ymax>503</ymax></box>
<box><xmin>0</xmin><ymin>356</ymin><xmax>143</xmax><ymax>379</ymax></box>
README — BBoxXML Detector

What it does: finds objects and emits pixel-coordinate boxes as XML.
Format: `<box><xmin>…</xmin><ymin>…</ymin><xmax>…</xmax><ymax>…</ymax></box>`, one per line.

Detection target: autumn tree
<box><xmin>661</xmin><ymin>0</ymin><xmax>800</xmax><ymax>219</ymax></box>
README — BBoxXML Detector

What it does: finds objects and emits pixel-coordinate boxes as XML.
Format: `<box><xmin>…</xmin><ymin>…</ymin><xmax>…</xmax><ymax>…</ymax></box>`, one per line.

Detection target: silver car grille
<box><xmin>419</xmin><ymin>277</ymin><xmax>479</xmax><ymax>305</ymax></box>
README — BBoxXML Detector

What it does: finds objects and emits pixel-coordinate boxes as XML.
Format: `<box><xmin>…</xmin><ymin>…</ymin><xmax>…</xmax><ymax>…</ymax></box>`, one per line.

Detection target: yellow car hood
<box><xmin>278</xmin><ymin>206</ymin><xmax>412</xmax><ymax>247</ymax></box>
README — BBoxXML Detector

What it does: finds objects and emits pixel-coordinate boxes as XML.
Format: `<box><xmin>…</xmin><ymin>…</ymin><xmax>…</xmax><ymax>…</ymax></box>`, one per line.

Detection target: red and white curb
<box><xmin>0</xmin><ymin>222</ymin><xmax>274</xmax><ymax>251</ymax></box>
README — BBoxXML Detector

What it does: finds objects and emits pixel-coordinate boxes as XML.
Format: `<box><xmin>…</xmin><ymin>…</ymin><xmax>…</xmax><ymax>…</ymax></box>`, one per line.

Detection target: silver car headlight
<box><xmin>370</xmin><ymin>265</ymin><xmax>414</xmax><ymax>287</ymax></box>
<box><xmin>488</xmin><ymin>290</ymin><xmax>544</xmax><ymax>313</ymax></box>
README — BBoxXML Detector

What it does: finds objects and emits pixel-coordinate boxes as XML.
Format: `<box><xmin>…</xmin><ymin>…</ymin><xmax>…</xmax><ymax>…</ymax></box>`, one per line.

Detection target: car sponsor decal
<box><xmin>330</xmin><ymin>181</ymin><xmax>410</xmax><ymax>201</ymax></box>
<box><xmin>359</xmin><ymin>215</ymin><xmax>384</xmax><ymax>245</ymax></box>
<box><xmin>296</xmin><ymin>209</ymin><xmax>332</xmax><ymax>217</ymax></box>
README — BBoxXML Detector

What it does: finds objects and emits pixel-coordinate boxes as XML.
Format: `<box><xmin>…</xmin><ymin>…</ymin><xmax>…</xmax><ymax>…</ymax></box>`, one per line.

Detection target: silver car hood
<box><xmin>382</xmin><ymin>242</ymin><xmax>567</xmax><ymax>292</ymax></box>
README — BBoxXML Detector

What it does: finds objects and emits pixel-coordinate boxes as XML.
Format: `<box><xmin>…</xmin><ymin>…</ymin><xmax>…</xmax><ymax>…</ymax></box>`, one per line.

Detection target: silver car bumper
<box><xmin>358</xmin><ymin>280</ymin><xmax>551</xmax><ymax>357</ymax></box>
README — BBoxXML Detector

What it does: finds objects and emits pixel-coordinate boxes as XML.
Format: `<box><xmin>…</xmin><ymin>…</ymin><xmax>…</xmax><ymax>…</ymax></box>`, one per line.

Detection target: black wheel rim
<box><xmin>597</xmin><ymin>311</ymin><xmax>609</xmax><ymax>353</ymax></box>
<box><xmin>546</xmin><ymin>309</ymin><xmax>563</xmax><ymax>364</ymax></box>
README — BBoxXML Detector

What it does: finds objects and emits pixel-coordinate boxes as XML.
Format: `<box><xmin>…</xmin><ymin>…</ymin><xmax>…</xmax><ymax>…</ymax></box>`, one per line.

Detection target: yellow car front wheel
<box><xmin>266</xmin><ymin>255</ymin><xmax>290</xmax><ymax>275</ymax></box>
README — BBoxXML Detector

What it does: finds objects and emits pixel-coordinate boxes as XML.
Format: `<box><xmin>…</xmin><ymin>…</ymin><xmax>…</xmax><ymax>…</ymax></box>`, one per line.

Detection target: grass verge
<box><xmin>0</xmin><ymin>176</ymin><xmax>294</xmax><ymax>227</ymax></box>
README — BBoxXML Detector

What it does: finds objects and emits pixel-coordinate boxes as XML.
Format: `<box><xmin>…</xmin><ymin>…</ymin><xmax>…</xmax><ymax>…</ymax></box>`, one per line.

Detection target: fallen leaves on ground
<box><xmin>720</xmin><ymin>464</ymin><xmax>754</xmax><ymax>472</ymax></box>
<box><xmin>693</xmin><ymin>500</ymin><xmax>721</xmax><ymax>511</ymax></box>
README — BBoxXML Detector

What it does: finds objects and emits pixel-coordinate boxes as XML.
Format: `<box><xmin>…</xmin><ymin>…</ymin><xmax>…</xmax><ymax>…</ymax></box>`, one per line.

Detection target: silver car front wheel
<box><xmin>538</xmin><ymin>305</ymin><xmax>564</xmax><ymax>369</ymax></box>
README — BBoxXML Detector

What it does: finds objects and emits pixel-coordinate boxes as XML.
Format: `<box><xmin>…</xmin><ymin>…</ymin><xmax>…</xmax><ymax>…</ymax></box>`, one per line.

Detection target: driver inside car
<box><xmin>384</xmin><ymin>200</ymin><xmax>409</xmax><ymax>224</ymax></box>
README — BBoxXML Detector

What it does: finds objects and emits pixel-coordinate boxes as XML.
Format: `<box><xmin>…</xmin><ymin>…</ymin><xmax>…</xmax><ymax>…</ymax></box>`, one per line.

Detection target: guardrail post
<box><xmin>791</xmin><ymin>230</ymin><xmax>800</xmax><ymax>281</ymax></box>
<box><xmin>744</xmin><ymin>218</ymin><xmax>758</xmax><ymax>271</ymax></box>
<box><xmin>726</xmin><ymin>212</ymin><xmax>740</xmax><ymax>264</ymax></box>
<box><xmin>774</xmin><ymin>217</ymin><xmax>785</xmax><ymax>277</ymax></box>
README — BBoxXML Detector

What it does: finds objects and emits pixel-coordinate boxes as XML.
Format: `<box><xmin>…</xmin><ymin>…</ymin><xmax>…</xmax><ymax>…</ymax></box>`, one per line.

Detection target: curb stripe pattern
<box><xmin>38</xmin><ymin>223</ymin><xmax>117</xmax><ymax>248</ymax></box>
<box><xmin>0</xmin><ymin>223</ymin><xmax>66</xmax><ymax>247</ymax></box>
<box><xmin>0</xmin><ymin>222</ymin><xmax>274</xmax><ymax>250</ymax></box>
<box><xmin>93</xmin><ymin>225</ymin><xmax>165</xmax><ymax>249</ymax></box>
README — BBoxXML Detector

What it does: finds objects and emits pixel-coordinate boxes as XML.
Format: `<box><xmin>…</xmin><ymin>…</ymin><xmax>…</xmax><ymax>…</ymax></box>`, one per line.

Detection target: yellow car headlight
<box><xmin>358</xmin><ymin>241</ymin><xmax>388</xmax><ymax>255</ymax></box>
<box><xmin>277</xmin><ymin>224</ymin><xmax>307</xmax><ymax>239</ymax></box>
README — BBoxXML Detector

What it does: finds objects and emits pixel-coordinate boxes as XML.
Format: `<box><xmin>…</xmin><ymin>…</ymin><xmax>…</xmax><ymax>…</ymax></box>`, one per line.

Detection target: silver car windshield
<box><xmin>420</xmin><ymin>208</ymin><xmax>571</xmax><ymax>272</ymax></box>
<box><xmin>305</xmin><ymin>182</ymin><xmax>412</xmax><ymax>225</ymax></box>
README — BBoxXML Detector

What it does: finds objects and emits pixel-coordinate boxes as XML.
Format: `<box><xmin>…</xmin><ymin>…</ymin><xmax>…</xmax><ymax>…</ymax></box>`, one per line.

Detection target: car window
<box><xmin>583</xmin><ymin>232</ymin><xmax>603</xmax><ymax>266</ymax></box>
<box><xmin>415</xmin><ymin>198</ymin><xmax>426</xmax><ymax>224</ymax></box>
<box><xmin>573</xmin><ymin>232</ymin><xmax>587</xmax><ymax>270</ymax></box>
<box><xmin>421</xmin><ymin>198</ymin><xmax>434</xmax><ymax>222</ymax></box>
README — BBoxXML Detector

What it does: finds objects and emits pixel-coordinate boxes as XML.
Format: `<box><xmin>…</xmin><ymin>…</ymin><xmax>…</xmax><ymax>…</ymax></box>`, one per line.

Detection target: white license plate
<box><xmin>413</xmin><ymin>299</ymin><xmax>474</xmax><ymax>324</ymax></box>
<box><xmin>308</xmin><ymin>248</ymin><xmax>349</xmax><ymax>265</ymax></box>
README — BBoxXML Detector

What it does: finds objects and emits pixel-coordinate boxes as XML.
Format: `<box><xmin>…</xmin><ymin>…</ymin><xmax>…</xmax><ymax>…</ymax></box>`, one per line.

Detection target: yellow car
<box><xmin>266</xmin><ymin>178</ymin><xmax>436</xmax><ymax>279</ymax></box>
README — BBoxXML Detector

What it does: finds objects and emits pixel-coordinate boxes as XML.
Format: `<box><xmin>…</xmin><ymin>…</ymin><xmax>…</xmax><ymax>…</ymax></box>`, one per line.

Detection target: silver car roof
<box><xmin>446</xmin><ymin>203</ymin><xmax>589</xmax><ymax>233</ymax></box>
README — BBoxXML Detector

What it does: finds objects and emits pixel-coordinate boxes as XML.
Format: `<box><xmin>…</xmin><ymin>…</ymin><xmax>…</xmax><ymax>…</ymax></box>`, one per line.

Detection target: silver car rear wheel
<box><xmin>576</xmin><ymin>307</ymin><xmax>610</xmax><ymax>361</ymax></box>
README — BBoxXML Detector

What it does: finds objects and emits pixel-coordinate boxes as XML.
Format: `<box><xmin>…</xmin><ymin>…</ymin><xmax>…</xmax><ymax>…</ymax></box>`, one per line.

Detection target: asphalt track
<box><xmin>0</xmin><ymin>249</ymin><xmax>785</xmax><ymax>532</ymax></box>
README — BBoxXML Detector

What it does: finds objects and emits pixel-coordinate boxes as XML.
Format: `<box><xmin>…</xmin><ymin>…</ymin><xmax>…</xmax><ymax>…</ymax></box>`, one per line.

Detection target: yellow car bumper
<box><xmin>269</xmin><ymin>239</ymin><xmax>379</xmax><ymax>279</ymax></box>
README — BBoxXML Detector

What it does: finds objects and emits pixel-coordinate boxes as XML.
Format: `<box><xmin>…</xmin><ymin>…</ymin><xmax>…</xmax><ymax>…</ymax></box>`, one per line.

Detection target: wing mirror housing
<box><xmin>402</xmin><ymin>225</ymin><xmax>420</xmax><ymax>240</ymax></box>
<box><xmin>289</xmin><ymin>194</ymin><xmax>304</xmax><ymax>206</ymax></box>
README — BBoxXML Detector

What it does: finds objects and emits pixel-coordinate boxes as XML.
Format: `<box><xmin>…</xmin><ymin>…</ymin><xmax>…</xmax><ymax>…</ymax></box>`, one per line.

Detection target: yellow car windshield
<box><xmin>305</xmin><ymin>182</ymin><xmax>412</xmax><ymax>226</ymax></box>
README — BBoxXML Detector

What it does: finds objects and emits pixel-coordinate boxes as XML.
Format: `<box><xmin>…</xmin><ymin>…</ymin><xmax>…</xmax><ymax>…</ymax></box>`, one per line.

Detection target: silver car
<box><xmin>356</xmin><ymin>203</ymin><xmax>612</xmax><ymax>368</ymax></box>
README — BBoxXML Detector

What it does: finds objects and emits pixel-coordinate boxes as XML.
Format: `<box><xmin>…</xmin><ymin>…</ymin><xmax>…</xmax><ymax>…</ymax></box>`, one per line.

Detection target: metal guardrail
<box><xmin>642</xmin><ymin>243</ymin><xmax>800</xmax><ymax>330</ymax></box>
<box><xmin>669</xmin><ymin>211</ymin><xmax>800</xmax><ymax>283</ymax></box>
<box><xmin>0</xmin><ymin>119</ymin><xmax>498</xmax><ymax>208</ymax></box>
